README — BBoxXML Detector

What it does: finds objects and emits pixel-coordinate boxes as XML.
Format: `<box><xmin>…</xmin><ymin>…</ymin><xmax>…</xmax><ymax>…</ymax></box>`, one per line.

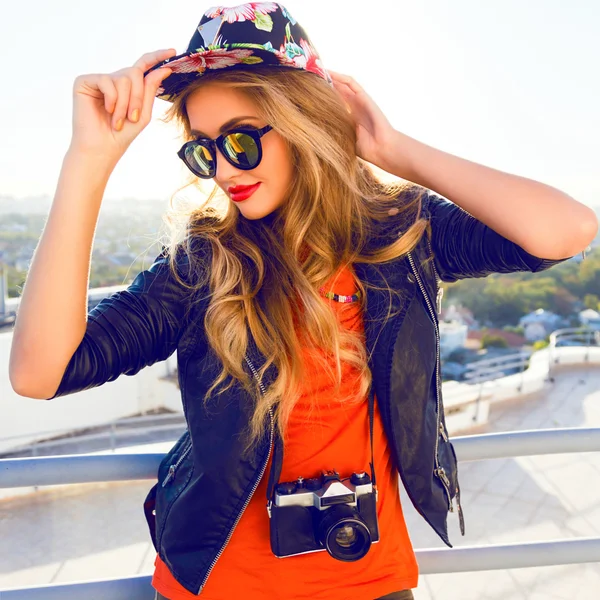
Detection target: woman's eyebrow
<box><xmin>190</xmin><ymin>115</ymin><xmax>261</xmax><ymax>137</ymax></box>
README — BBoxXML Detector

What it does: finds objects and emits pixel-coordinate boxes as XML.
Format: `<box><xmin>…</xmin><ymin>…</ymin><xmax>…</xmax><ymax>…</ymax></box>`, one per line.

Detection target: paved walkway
<box><xmin>1</xmin><ymin>364</ymin><xmax>599</xmax><ymax>598</ymax></box>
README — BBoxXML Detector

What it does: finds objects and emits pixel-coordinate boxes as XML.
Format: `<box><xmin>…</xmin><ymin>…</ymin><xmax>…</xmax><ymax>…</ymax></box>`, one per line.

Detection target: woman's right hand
<box><xmin>70</xmin><ymin>48</ymin><xmax>177</xmax><ymax>159</ymax></box>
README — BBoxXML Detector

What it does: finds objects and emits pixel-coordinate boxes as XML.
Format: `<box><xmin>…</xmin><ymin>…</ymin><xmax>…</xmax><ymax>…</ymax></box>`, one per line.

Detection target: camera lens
<box><xmin>317</xmin><ymin>504</ymin><xmax>372</xmax><ymax>561</ymax></box>
<box><xmin>335</xmin><ymin>525</ymin><xmax>358</xmax><ymax>548</ymax></box>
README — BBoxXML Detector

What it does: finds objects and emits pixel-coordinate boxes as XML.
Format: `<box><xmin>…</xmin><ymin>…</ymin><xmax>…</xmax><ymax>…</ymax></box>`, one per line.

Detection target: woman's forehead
<box><xmin>186</xmin><ymin>84</ymin><xmax>260</xmax><ymax>133</ymax></box>
<box><xmin>187</xmin><ymin>81</ymin><xmax>253</xmax><ymax>107</ymax></box>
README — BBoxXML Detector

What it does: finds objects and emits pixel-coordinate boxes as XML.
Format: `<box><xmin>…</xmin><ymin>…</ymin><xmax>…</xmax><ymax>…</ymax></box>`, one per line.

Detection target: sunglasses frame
<box><xmin>177</xmin><ymin>124</ymin><xmax>273</xmax><ymax>179</ymax></box>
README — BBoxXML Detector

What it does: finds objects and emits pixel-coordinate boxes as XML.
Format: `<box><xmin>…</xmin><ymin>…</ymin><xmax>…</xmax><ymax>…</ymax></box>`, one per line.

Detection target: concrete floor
<box><xmin>1</xmin><ymin>363</ymin><xmax>599</xmax><ymax>599</ymax></box>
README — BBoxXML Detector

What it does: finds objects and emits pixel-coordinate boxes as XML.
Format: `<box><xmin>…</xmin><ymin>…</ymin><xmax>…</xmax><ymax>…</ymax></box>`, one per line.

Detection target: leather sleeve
<box><xmin>45</xmin><ymin>244</ymin><xmax>202</xmax><ymax>400</ymax></box>
<box><xmin>423</xmin><ymin>190</ymin><xmax>579</xmax><ymax>283</ymax></box>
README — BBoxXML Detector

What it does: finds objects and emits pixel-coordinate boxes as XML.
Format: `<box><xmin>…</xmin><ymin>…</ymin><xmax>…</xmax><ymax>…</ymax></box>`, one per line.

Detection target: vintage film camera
<box><xmin>269</xmin><ymin>468</ymin><xmax>380</xmax><ymax>561</ymax></box>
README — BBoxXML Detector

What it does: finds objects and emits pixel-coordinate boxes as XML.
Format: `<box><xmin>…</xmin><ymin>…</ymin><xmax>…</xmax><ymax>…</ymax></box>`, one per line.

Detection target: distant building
<box><xmin>439</xmin><ymin>320</ymin><xmax>469</xmax><ymax>360</ymax></box>
<box><xmin>441</xmin><ymin>303</ymin><xmax>478</xmax><ymax>328</ymax></box>
<box><xmin>519</xmin><ymin>308</ymin><xmax>562</xmax><ymax>341</ymax></box>
<box><xmin>579</xmin><ymin>308</ymin><xmax>600</xmax><ymax>329</ymax></box>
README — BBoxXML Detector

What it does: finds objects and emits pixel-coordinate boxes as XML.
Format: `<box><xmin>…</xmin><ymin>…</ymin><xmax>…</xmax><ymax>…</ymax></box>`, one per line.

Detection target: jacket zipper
<box><xmin>423</xmin><ymin>238</ymin><xmax>451</xmax><ymax>447</ymax></box>
<box><xmin>425</xmin><ymin>239</ymin><xmax>463</xmax><ymax>519</ymax></box>
<box><xmin>161</xmin><ymin>437</ymin><xmax>193</xmax><ymax>487</ymax></box>
<box><xmin>439</xmin><ymin>422</ymin><xmax>449</xmax><ymax>442</ymax></box>
<box><xmin>197</xmin><ymin>354</ymin><xmax>275</xmax><ymax>594</ymax></box>
<box><xmin>424</xmin><ymin>237</ymin><xmax>465</xmax><ymax>528</ymax></box>
<box><xmin>425</xmin><ymin>236</ymin><xmax>444</xmax><ymax>316</ymax></box>
<box><xmin>406</xmin><ymin>249</ymin><xmax>453</xmax><ymax>512</ymax></box>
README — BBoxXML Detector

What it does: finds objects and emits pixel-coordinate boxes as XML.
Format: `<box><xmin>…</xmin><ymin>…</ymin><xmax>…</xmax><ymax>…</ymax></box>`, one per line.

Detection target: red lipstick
<box><xmin>229</xmin><ymin>183</ymin><xmax>261</xmax><ymax>202</ymax></box>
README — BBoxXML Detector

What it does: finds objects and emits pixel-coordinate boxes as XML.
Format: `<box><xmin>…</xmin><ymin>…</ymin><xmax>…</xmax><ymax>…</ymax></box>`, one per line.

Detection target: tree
<box><xmin>583</xmin><ymin>293</ymin><xmax>600</xmax><ymax>311</ymax></box>
<box><xmin>481</xmin><ymin>334</ymin><xmax>509</xmax><ymax>349</ymax></box>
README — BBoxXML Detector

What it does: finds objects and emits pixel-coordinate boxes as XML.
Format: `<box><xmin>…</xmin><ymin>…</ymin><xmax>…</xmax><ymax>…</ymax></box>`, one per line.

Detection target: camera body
<box><xmin>269</xmin><ymin>469</ymin><xmax>379</xmax><ymax>561</ymax></box>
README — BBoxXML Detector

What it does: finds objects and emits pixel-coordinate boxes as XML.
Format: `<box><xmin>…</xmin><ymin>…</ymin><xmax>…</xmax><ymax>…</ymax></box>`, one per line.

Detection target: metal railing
<box><xmin>2</xmin><ymin>427</ymin><xmax>600</xmax><ymax>599</ymax></box>
<box><xmin>461</xmin><ymin>325</ymin><xmax>599</xmax><ymax>382</ymax></box>
<box><xmin>0</xmin><ymin>412</ymin><xmax>186</xmax><ymax>457</ymax></box>
<box><xmin>2</xmin><ymin>328</ymin><xmax>600</xmax><ymax>598</ymax></box>
<box><xmin>548</xmin><ymin>326</ymin><xmax>600</xmax><ymax>378</ymax></box>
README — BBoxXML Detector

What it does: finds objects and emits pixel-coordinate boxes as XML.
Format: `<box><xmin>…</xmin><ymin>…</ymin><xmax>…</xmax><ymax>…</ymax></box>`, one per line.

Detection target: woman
<box><xmin>9</xmin><ymin>3</ymin><xmax>594</xmax><ymax>600</ymax></box>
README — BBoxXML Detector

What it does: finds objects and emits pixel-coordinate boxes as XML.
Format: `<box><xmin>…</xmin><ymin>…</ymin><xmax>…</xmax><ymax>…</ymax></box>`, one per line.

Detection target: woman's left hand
<box><xmin>328</xmin><ymin>69</ymin><xmax>395</xmax><ymax>169</ymax></box>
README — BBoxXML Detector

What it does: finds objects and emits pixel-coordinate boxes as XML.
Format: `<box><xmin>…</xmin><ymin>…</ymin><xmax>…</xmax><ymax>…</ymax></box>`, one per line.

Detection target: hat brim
<box><xmin>144</xmin><ymin>45</ymin><xmax>331</xmax><ymax>102</ymax></box>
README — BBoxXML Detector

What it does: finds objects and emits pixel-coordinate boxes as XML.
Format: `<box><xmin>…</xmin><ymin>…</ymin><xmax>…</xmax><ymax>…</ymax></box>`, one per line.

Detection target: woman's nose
<box><xmin>215</xmin><ymin>147</ymin><xmax>244</xmax><ymax>182</ymax></box>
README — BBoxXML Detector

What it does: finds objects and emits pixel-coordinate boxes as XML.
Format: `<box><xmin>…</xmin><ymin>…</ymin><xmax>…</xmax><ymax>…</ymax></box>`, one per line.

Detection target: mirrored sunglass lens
<box><xmin>187</xmin><ymin>144</ymin><xmax>214</xmax><ymax>175</ymax></box>
<box><xmin>223</xmin><ymin>132</ymin><xmax>259</xmax><ymax>168</ymax></box>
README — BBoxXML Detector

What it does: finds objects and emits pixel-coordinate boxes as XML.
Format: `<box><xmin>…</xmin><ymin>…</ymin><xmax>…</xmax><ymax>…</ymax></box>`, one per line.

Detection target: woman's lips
<box><xmin>229</xmin><ymin>183</ymin><xmax>261</xmax><ymax>202</ymax></box>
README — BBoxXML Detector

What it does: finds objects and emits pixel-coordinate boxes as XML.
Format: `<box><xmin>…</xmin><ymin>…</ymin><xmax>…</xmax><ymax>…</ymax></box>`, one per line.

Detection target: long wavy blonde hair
<box><xmin>159</xmin><ymin>66</ymin><xmax>431</xmax><ymax>457</ymax></box>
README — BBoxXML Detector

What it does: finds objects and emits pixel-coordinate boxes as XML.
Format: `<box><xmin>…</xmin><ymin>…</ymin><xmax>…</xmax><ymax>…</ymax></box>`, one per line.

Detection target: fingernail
<box><xmin>131</xmin><ymin>109</ymin><xmax>139</xmax><ymax>123</ymax></box>
<box><xmin>115</xmin><ymin>118</ymin><xmax>124</xmax><ymax>131</ymax></box>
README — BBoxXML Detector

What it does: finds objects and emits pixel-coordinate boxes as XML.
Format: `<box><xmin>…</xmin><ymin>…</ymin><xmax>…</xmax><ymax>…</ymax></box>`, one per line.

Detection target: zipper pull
<box><xmin>439</xmin><ymin>422</ymin><xmax>449</xmax><ymax>442</ymax></box>
<box><xmin>436</xmin><ymin>287</ymin><xmax>444</xmax><ymax>315</ymax></box>
<box><xmin>162</xmin><ymin>465</ymin><xmax>175</xmax><ymax>487</ymax></box>
<box><xmin>436</xmin><ymin>467</ymin><xmax>449</xmax><ymax>487</ymax></box>
<box><xmin>436</xmin><ymin>467</ymin><xmax>454</xmax><ymax>512</ymax></box>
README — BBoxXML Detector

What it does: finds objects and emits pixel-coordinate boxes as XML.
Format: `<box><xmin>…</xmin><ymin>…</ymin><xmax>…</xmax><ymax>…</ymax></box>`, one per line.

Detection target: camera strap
<box><xmin>266</xmin><ymin>383</ymin><xmax>377</xmax><ymax>511</ymax></box>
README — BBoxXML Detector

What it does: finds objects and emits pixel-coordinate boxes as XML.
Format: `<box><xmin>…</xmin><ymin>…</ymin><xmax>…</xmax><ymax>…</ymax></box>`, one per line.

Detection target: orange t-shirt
<box><xmin>152</xmin><ymin>265</ymin><xmax>419</xmax><ymax>600</ymax></box>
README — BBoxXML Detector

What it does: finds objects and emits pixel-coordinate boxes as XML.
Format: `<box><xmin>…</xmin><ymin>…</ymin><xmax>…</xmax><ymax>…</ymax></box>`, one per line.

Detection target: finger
<box><xmin>127</xmin><ymin>67</ymin><xmax>144</xmax><ymax>123</ymax></box>
<box><xmin>328</xmin><ymin>71</ymin><xmax>364</xmax><ymax>95</ymax></box>
<box><xmin>328</xmin><ymin>69</ymin><xmax>352</xmax><ymax>82</ymax></box>
<box><xmin>139</xmin><ymin>67</ymin><xmax>172</xmax><ymax>124</ymax></box>
<box><xmin>133</xmin><ymin>48</ymin><xmax>177</xmax><ymax>74</ymax></box>
<box><xmin>332</xmin><ymin>79</ymin><xmax>354</xmax><ymax>95</ymax></box>
<box><xmin>333</xmin><ymin>79</ymin><xmax>373</xmax><ymax>112</ymax></box>
<box><xmin>95</xmin><ymin>74</ymin><xmax>118</xmax><ymax>115</ymax></box>
<box><xmin>331</xmin><ymin>80</ymin><xmax>360</xmax><ymax>103</ymax></box>
<box><xmin>111</xmin><ymin>74</ymin><xmax>132</xmax><ymax>130</ymax></box>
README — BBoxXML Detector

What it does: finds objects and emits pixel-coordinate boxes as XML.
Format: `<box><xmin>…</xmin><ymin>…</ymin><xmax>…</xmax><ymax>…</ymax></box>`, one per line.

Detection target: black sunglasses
<box><xmin>177</xmin><ymin>124</ymin><xmax>273</xmax><ymax>179</ymax></box>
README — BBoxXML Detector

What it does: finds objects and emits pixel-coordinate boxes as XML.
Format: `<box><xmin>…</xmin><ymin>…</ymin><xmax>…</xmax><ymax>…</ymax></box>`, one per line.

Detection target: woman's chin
<box><xmin>238</xmin><ymin>205</ymin><xmax>280</xmax><ymax>222</ymax></box>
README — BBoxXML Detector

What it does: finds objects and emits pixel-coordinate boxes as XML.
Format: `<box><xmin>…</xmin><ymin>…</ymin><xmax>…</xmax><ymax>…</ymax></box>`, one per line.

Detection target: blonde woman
<box><xmin>9</xmin><ymin>3</ymin><xmax>594</xmax><ymax>600</ymax></box>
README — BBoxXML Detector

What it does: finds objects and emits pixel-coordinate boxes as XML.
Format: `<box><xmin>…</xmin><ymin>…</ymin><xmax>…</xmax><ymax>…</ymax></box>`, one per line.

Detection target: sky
<box><xmin>1</xmin><ymin>0</ymin><xmax>599</xmax><ymax>208</ymax></box>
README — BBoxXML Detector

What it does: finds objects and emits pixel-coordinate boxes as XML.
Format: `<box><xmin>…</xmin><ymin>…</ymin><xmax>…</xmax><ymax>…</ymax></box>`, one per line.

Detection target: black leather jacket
<box><xmin>47</xmin><ymin>190</ymin><xmax>572</xmax><ymax>594</ymax></box>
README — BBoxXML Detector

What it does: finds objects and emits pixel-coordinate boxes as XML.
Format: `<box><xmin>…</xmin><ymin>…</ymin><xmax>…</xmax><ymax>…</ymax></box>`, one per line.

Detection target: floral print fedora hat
<box><xmin>144</xmin><ymin>2</ymin><xmax>333</xmax><ymax>102</ymax></box>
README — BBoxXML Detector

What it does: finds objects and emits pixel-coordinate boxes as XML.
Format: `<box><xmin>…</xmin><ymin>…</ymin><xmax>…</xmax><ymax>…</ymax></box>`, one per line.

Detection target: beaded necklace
<box><xmin>317</xmin><ymin>265</ymin><xmax>362</xmax><ymax>303</ymax></box>
<box><xmin>318</xmin><ymin>287</ymin><xmax>362</xmax><ymax>303</ymax></box>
